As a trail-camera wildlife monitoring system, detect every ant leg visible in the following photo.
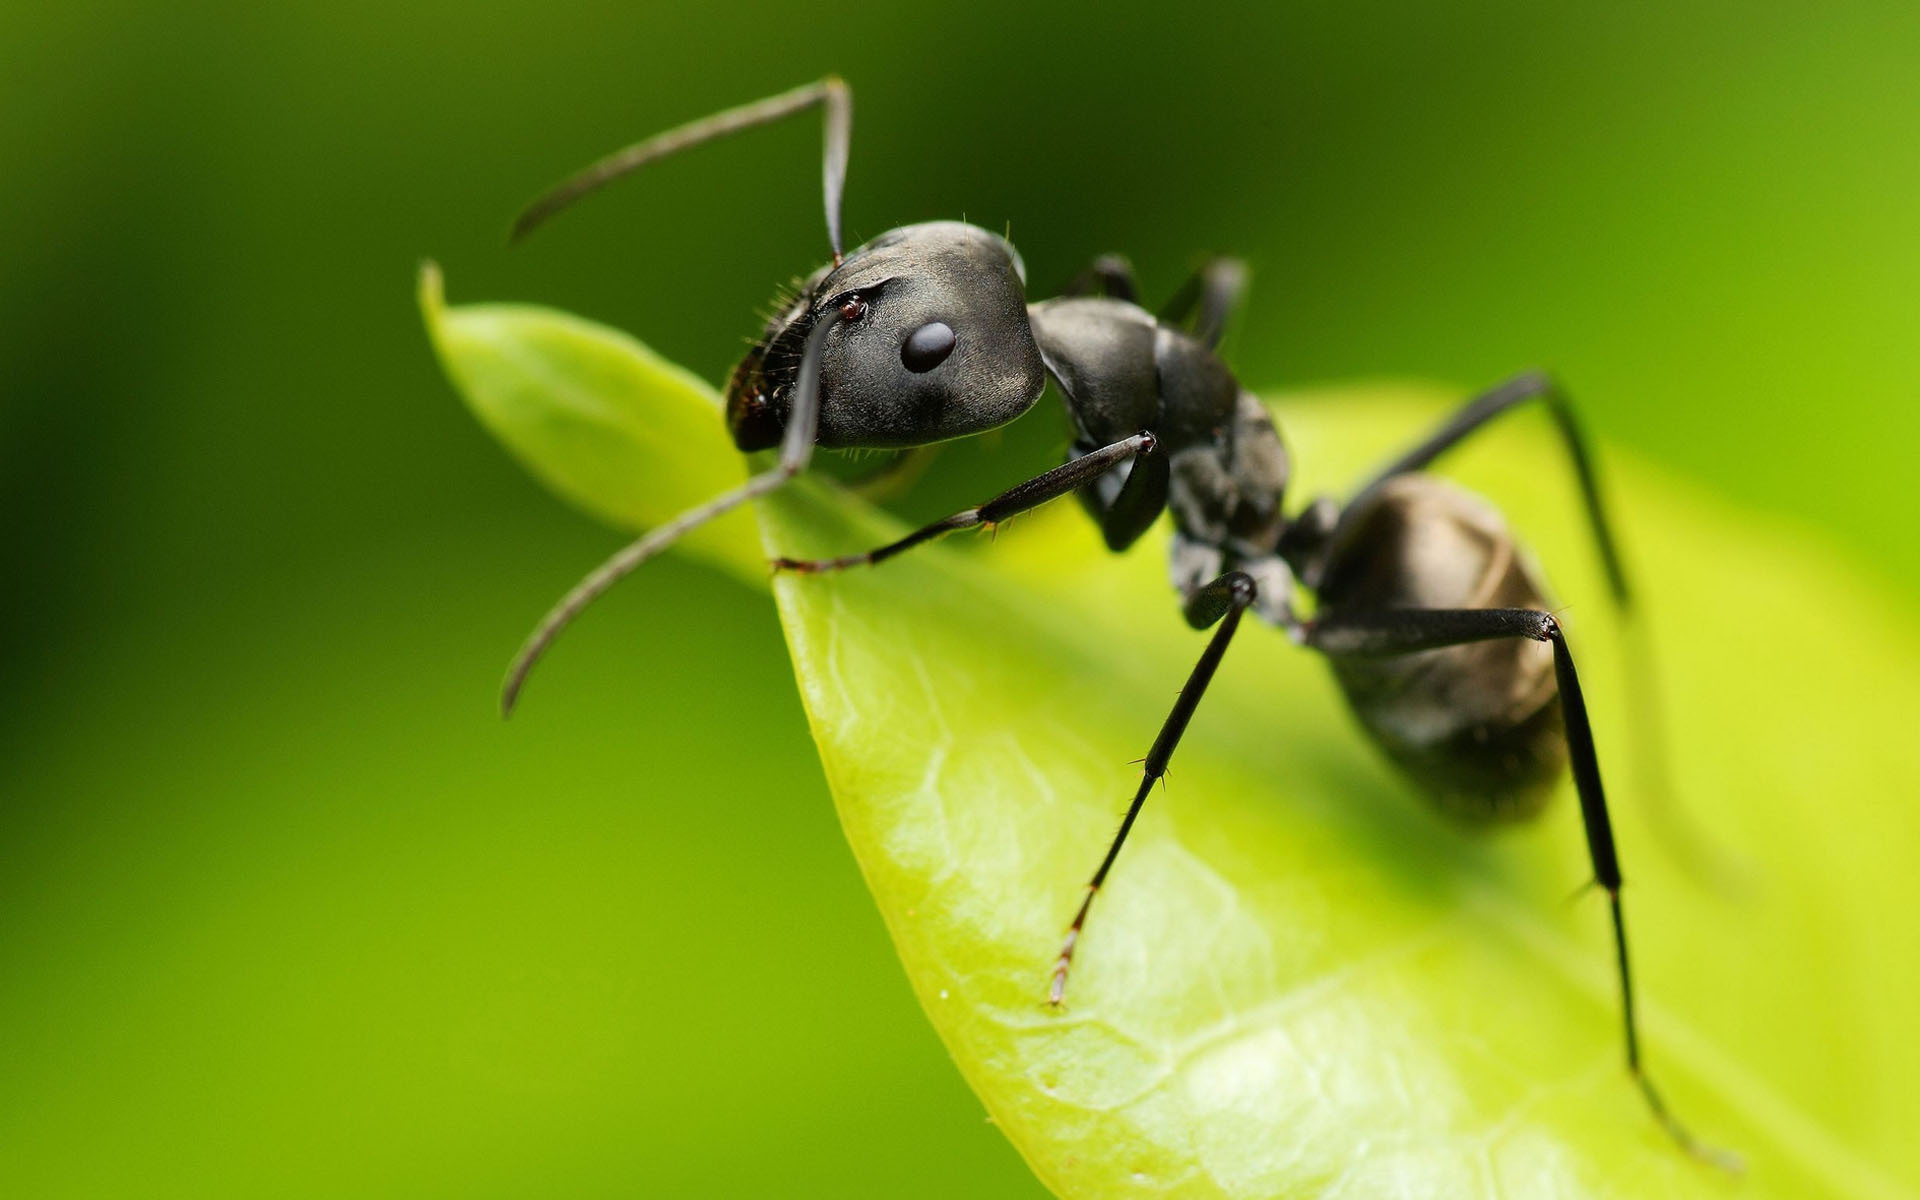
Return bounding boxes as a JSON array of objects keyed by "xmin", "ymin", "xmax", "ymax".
[
  {"xmin": 1158, "ymin": 258, "xmax": 1249, "ymax": 349},
  {"xmin": 1058, "ymin": 256, "xmax": 1245, "ymax": 347},
  {"xmin": 1338, "ymin": 371, "xmax": 1627, "ymax": 606},
  {"xmin": 1051, "ymin": 570, "xmax": 1257, "ymax": 1004},
  {"xmin": 513, "ymin": 77, "xmax": 852, "ymax": 261},
  {"xmin": 1332, "ymin": 374, "xmax": 1745, "ymax": 888},
  {"xmin": 773, "ymin": 432, "xmax": 1157, "ymax": 573},
  {"xmin": 1062, "ymin": 254, "xmax": 1141, "ymax": 302},
  {"xmin": 500, "ymin": 308, "xmax": 846, "ymax": 715},
  {"xmin": 1305, "ymin": 606, "xmax": 1740, "ymax": 1170},
  {"xmin": 1073, "ymin": 434, "xmax": 1172, "ymax": 552}
]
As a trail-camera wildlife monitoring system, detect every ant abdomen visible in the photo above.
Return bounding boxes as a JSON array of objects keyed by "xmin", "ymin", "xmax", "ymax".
[{"xmin": 1316, "ymin": 474, "xmax": 1568, "ymax": 821}]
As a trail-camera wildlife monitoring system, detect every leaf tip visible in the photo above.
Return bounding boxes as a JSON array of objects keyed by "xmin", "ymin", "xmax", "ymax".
[{"xmin": 417, "ymin": 258, "xmax": 446, "ymax": 329}]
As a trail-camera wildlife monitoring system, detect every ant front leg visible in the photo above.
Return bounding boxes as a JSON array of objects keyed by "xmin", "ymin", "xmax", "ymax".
[
  {"xmin": 1051, "ymin": 570, "xmax": 1257, "ymax": 1005},
  {"xmin": 1060, "ymin": 254, "xmax": 1248, "ymax": 350},
  {"xmin": 1063, "ymin": 254, "xmax": 1141, "ymax": 303},
  {"xmin": 1304, "ymin": 606, "xmax": 1741, "ymax": 1170},
  {"xmin": 773, "ymin": 431, "xmax": 1156, "ymax": 573}
]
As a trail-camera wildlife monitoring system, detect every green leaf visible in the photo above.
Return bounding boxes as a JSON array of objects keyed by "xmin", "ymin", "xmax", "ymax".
[
  {"xmin": 419, "ymin": 261, "xmax": 761, "ymax": 587},
  {"xmin": 421, "ymin": 268, "xmax": 1920, "ymax": 1200}
]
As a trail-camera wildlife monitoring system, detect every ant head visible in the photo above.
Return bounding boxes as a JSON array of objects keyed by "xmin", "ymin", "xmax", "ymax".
[{"xmin": 726, "ymin": 222, "xmax": 1046, "ymax": 450}]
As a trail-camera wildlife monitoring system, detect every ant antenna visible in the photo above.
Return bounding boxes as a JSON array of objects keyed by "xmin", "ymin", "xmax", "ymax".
[
  {"xmin": 499, "ymin": 307, "xmax": 845, "ymax": 717},
  {"xmin": 511, "ymin": 76, "xmax": 852, "ymax": 262}
]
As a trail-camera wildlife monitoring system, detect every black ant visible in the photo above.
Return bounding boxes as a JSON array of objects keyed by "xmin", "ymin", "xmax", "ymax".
[{"xmin": 500, "ymin": 77, "xmax": 1736, "ymax": 1169}]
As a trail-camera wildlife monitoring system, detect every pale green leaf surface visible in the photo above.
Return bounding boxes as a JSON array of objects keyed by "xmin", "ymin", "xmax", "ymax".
[
  {"xmin": 422, "ymin": 270, "xmax": 1920, "ymax": 1200},
  {"xmin": 420, "ymin": 262, "xmax": 760, "ymax": 585}
]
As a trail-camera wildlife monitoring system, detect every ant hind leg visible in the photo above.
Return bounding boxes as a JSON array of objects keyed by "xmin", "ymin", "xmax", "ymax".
[{"xmin": 1305, "ymin": 605, "xmax": 1741, "ymax": 1170}]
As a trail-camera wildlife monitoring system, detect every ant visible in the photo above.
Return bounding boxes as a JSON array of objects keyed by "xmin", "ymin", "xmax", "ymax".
[{"xmin": 500, "ymin": 77, "xmax": 1736, "ymax": 1169}]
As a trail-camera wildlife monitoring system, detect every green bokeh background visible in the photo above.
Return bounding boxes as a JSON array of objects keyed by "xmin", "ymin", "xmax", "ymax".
[{"xmin": 4, "ymin": 4, "xmax": 1917, "ymax": 1197}]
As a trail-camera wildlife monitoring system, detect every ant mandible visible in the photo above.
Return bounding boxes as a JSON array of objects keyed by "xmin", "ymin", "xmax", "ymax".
[{"xmin": 500, "ymin": 77, "xmax": 1735, "ymax": 1169}]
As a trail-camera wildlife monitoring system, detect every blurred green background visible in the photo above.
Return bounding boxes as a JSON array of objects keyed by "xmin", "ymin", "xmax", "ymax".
[{"xmin": 4, "ymin": 3, "xmax": 1917, "ymax": 1196}]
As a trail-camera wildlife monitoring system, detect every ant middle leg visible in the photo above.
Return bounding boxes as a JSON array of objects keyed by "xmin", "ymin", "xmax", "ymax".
[
  {"xmin": 1157, "ymin": 257, "xmax": 1249, "ymax": 350},
  {"xmin": 1060, "ymin": 254, "xmax": 1248, "ymax": 350},
  {"xmin": 1050, "ymin": 570, "xmax": 1258, "ymax": 1004},
  {"xmin": 1303, "ymin": 605, "xmax": 1739, "ymax": 1170},
  {"xmin": 772, "ymin": 431, "xmax": 1157, "ymax": 573}
]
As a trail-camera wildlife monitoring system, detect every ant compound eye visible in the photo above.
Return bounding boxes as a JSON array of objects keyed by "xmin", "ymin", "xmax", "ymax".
[
  {"xmin": 838, "ymin": 294, "xmax": 868, "ymax": 323},
  {"xmin": 900, "ymin": 321, "xmax": 957, "ymax": 373}
]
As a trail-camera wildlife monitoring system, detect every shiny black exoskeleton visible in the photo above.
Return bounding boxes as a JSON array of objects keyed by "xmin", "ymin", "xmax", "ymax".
[{"xmin": 498, "ymin": 78, "xmax": 1736, "ymax": 1169}]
